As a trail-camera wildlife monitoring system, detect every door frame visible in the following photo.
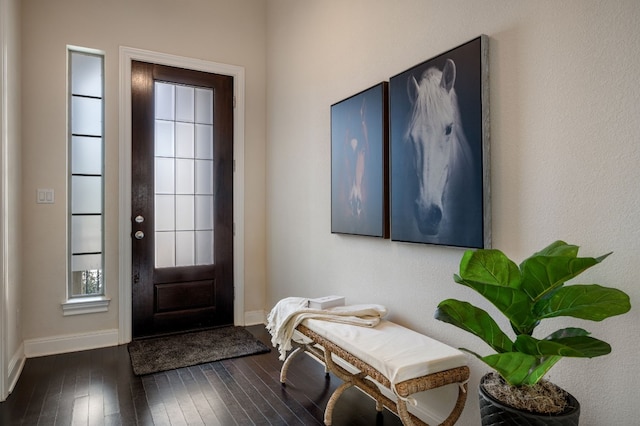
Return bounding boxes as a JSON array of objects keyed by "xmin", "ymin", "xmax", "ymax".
[
  {"xmin": 118, "ymin": 46, "xmax": 245, "ymax": 344},
  {"xmin": 0, "ymin": 0, "xmax": 7, "ymax": 400}
]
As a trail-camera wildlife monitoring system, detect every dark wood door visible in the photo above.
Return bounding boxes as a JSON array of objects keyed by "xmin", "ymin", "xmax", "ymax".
[{"xmin": 131, "ymin": 61, "xmax": 234, "ymax": 338}]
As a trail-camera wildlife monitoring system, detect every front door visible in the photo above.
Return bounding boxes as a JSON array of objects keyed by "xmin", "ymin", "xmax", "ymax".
[{"xmin": 131, "ymin": 61, "xmax": 234, "ymax": 338}]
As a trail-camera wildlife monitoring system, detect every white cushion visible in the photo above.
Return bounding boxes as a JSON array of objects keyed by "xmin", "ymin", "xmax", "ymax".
[{"xmin": 302, "ymin": 318, "xmax": 467, "ymax": 386}]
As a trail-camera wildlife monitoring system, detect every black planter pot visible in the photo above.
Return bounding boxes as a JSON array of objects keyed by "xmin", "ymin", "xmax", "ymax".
[{"xmin": 479, "ymin": 374, "xmax": 580, "ymax": 426}]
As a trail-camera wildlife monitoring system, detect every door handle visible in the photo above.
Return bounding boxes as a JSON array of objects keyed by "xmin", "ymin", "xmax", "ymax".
[{"xmin": 134, "ymin": 230, "xmax": 145, "ymax": 240}]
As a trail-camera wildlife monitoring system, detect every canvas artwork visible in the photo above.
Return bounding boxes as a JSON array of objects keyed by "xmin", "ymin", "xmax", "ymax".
[
  {"xmin": 389, "ymin": 36, "xmax": 490, "ymax": 248},
  {"xmin": 331, "ymin": 82, "xmax": 389, "ymax": 238}
]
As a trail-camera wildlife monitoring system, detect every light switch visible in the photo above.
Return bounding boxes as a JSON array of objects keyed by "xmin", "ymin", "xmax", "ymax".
[{"xmin": 37, "ymin": 188, "xmax": 55, "ymax": 204}]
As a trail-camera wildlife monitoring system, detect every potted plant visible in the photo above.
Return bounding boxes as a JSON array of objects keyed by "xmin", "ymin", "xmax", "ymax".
[{"xmin": 434, "ymin": 241, "xmax": 631, "ymax": 425}]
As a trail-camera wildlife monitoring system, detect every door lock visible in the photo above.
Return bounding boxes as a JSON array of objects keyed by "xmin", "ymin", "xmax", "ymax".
[{"xmin": 134, "ymin": 230, "xmax": 145, "ymax": 240}]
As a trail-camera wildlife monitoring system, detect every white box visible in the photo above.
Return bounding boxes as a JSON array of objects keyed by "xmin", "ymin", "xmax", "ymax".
[{"xmin": 308, "ymin": 295, "xmax": 345, "ymax": 310}]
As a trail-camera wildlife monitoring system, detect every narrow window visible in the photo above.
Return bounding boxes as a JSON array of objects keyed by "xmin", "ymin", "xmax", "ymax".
[{"xmin": 68, "ymin": 48, "xmax": 104, "ymax": 299}]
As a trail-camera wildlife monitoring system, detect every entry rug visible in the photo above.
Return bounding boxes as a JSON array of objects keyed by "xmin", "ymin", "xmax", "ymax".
[{"xmin": 128, "ymin": 326, "xmax": 271, "ymax": 375}]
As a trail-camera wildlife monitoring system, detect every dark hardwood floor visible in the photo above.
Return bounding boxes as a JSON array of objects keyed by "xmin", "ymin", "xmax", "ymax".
[{"xmin": 0, "ymin": 325, "xmax": 404, "ymax": 425}]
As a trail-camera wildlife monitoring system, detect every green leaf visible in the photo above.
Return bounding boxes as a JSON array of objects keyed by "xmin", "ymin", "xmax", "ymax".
[
  {"xmin": 514, "ymin": 334, "xmax": 611, "ymax": 358},
  {"xmin": 529, "ymin": 240, "xmax": 578, "ymax": 258},
  {"xmin": 453, "ymin": 275, "xmax": 537, "ymax": 334},
  {"xmin": 520, "ymin": 255, "xmax": 606, "ymax": 301},
  {"xmin": 534, "ymin": 284, "xmax": 631, "ymax": 321},
  {"xmin": 434, "ymin": 299, "xmax": 513, "ymax": 353},
  {"xmin": 458, "ymin": 249, "xmax": 521, "ymax": 289},
  {"xmin": 523, "ymin": 356, "xmax": 562, "ymax": 385},
  {"xmin": 480, "ymin": 352, "xmax": 538, "ymax": 386},
  {"xmin": 455, "ymin": 249, "xmax": 541, "ymax": 333},
  {"xmin": 544, "ymin": 327, "xmax": 590, "ymax": 339},
  {"xmin": 479, "ymin": 351, "xmax": 563, "ymax": 386}
]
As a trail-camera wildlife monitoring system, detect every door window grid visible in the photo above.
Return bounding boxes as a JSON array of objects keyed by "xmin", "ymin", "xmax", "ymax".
[
  {"xmin": 154, "ymin": 82, "xmax": 215, "ymax": 268},
  {"xmin": 68, "ymin": 49, "xmax": 104, "ymax": 297}
]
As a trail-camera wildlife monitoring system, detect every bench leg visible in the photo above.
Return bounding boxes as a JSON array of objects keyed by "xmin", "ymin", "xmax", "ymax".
[
  {"xmin": 280, "ymin": 347, "xmax": 302, "ymax": 384},
  {"xmin": 440, "ymin": 381, "xmax": 469, "ymax": 426},
  {"xmin": 396, "ymin": 398, "xmax": 417, "ymax": 426},
  {"xmin": 322, "ymin": 348, "xmax": 391, "ymax": 423},
  {"xmin": 396, "ymin": 379, "xmax": 469, "ymax": 426},
  {"xmin": 324, "ymin": 381, "xmax": 353, "ymax": 425}
]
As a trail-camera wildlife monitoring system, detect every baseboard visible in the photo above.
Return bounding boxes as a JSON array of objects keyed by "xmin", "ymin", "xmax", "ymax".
[
  {"xmin": 244, "ymin": 310, "xmax": 266, "ymax": 326},
  {"xmin": 7, "ymin": 343, "xmax": 25, "ymax": 394},
  {"xmin": 24, "ymin": 329, "xmax": 119, "ymax": 358}
]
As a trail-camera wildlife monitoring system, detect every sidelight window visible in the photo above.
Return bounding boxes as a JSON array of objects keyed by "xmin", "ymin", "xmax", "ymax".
[{"xmin": 67, "ymin": 48, "xmax": 105, "ymax": 303}]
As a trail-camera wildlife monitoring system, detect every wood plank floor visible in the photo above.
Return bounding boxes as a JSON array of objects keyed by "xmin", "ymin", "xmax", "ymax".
[{"xmin": 0, "ymin": 325, "xmax": 404, "ymax": 425}]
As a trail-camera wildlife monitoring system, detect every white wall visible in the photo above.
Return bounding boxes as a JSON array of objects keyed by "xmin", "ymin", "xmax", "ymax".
[
  {"xmin": 266, "ymin": 1, "xmax": 640, "ymax": 424},
  {"xmin": 20, "ymin": 0, "xmax": 267, "ymax": 341},
  {"xmin": 0, "ymin": 0, "xmax": 23, "ymax": 397},
  {"xmin": 11, "ymin": 0, "xmax": 640, "ymax": 422}
]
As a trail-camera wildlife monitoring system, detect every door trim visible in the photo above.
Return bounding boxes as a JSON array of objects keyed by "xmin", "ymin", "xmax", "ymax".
[
  {"xmin": 118, "ymin": 46, "xmax": 245, "ymax": 344},
  {"xmin": 0, "ymin": 0, "xmax": 8, "ymax": 400}
]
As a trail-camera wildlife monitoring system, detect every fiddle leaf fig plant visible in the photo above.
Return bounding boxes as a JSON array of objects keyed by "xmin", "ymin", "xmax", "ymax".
[{"xmin": 435, "ymin": 241, "xmax": 631, "ymax": 387}]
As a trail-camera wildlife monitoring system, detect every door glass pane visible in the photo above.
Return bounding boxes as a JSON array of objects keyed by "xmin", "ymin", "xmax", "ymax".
[
  {"xmin": 71, "ymin": 53, "xmax": 102, "ymax": 97},
  {"xmin": 72, "ymin": 253, "xmax": 102, "ymax": 272},
  {"xmin": 155, "ymin": 120, "xmax": 174, "ymax": 157},
  {"xmin": 175, "ymin": 122, "xmax": 194, "ymax": 158},
  {"xmin": 195, "ymin": 195, "xmax": 213, "ymax": 230},
  {"xmin": 175, "ymin": 159, "xmax": 194, "ymax": 194},
  {"xmin": 175, "ymin": 86, "xmax": 194, "ymax": 122},
  {"xmin": 71, "ymin": 176, "xmax": 102, "ymax": 214},
  {"xmin": 71, "ymin": 215, "xmax": 102, "ymax": 254},
  {"xmin": 196, "ymin": 230, "xmax": 214, "ymax": 265},
  {"xmin": 176, "ymin": 195, "xmax": 194, "ymax": 230},
  {"xmin": 195, "ymin": 124, "xmax": 213, "ymax": 159},
  {"xmin": 155, "ymin": 82, "xmax": 174, "ymax": 120},
  {"xmin": 155, "ymin": 195, "xmax": 175, "ymax": 231},
  {"xmin": 71, "ymin": 136, "xmax": 102, "ymax": 175},
  {"xmin": 155, "ymin": 158, "xmax": 175, "ymax": 194},
  {"xmin": 155, "ymin": 232, "xmax": 175, "ymax": 268},
  {"xmin": 72, "ymin": 97, "xmax": 102, "ymax": 136},
  {"xmin": 176, "ymin": 231, "xmax": 195, "ymax": 266},
  {"xmin": 195, "ymin": 88, "xmax": 213, "ymax": 124},
  {"xmin": 195, "ymin": 160, "xmax": 213, "ymax": 194},
  {"xmin": 155, "ymin": 82, "xmax": 214, "ymax": 268}
]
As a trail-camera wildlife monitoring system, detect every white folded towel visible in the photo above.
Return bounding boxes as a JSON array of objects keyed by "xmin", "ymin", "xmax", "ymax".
[{"xmin": 266, "ymin": 296, "xmax": 388, "ymax": 360}]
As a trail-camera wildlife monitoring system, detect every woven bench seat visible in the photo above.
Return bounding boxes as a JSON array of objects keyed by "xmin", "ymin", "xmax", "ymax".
[{"xmin": 280, "ymin": 318, "xmax": 470, "ymax": 426}]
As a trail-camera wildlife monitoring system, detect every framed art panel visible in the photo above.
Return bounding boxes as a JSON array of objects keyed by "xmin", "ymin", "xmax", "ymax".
[
  {"xmin": 331, "ymin": 82, "xmax": 389, "ymax": 238},
  {"xmin": 390, "ymin": 35, "xmax": 490, "ymax": 248}
]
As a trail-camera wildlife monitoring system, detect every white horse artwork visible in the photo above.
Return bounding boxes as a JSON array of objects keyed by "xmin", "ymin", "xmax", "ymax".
[{"xmin": 393, "ymin": 58, "xmax": 482, "ymax": 246}]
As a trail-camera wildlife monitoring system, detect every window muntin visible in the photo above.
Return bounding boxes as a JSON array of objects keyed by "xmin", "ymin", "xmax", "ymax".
[
  {"xmin": 68, "ymin": 49, "xmax": 104, "ymax": 297},
  {"xmin": 154, "ymin": 82, "xmax": 215, "ymax": 268}
]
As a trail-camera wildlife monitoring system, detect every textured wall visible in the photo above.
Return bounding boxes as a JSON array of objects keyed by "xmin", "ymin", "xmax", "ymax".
[
  {"xmin": 1, "ymin": 0, "xmax": 23, "ymax": 393},
  {"xmin": 20, "ymin": 0, "xmax": 267, "ymax": 339},
  {"xmin": 266, "ymin": 1, "xmax": 640, "ymax": 424}
]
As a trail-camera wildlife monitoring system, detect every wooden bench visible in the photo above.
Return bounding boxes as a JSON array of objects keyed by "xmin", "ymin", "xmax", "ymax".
[{"xmin": 279, "ymin": 318, "xmax": 470, "ymax": 426}]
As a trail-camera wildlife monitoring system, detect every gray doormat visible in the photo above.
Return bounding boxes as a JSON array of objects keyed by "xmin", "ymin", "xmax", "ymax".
[{"xmin": 128, "ymin": 326, "xmax": 271, "ymax": 375}]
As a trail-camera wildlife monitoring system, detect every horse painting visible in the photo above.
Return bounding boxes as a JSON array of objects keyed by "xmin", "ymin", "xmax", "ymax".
[
  {"xmin": 345, "ymin": 99, "xmax": 369, "ymax": 220},
  {"xmin": 406, "ymin": 59, "xmax": 473, "ymax": 237},
  {"xmin": 331, "ymin": 83, "xmax": 388, "ymax": 237},
  {"xmin": 390, "ymin": 37, "xmax": 487, "ymax": 247}
]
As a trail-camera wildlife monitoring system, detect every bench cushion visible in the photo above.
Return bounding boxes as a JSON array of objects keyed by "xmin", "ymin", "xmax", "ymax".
[{"xmin": 302, "ymin": 318, "xmax": 467, "ymax": 385}]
